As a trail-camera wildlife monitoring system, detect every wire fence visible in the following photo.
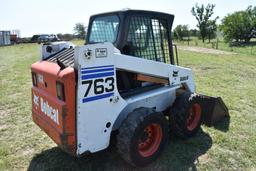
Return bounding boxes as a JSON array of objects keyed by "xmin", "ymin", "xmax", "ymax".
[{"xmin": 174, "ymin": 38, "xmax": 256, "ymax": 56}]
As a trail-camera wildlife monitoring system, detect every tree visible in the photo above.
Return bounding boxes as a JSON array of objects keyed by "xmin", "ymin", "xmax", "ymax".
[
  {"xmin": 191, "ymin": 3, "xmax": 218, "ymax": 43},
  {"xmin": 173, "ymin": 25, "xmax": 189, "ymax": 41},
  {"xmin": 73, "ymin": 23, "xmax": 86, "ymax": 39},
  {"xmin": 57, "ymin": 33, "xmax": 75, "ymax": 41},
  {"xmin": 189, "ymin": 29, "xmax": 199, "ymax": 37},
  {"xmin": 220, "ymin": 6, "xmax": 256, "ymax": 43},
  {"xmin": 206, "ymin": 20, "xmax": 218, "ymax": 42}
]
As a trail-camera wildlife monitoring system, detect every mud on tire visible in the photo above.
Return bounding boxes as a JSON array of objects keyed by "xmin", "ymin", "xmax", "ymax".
[{"xmin": 116, "ymin": 107, "xmax": 168, "ymax": 167}]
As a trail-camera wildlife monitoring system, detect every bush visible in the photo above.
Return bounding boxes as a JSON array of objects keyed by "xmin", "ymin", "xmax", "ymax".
[{"xmin": 220, "ymin": 6, "xmax": 256, "ymax": 43}]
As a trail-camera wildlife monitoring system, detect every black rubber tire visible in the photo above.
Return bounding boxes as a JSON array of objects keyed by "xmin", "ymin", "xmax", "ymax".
[
  {"xmin": 117, "ymin": 107, "xmax": 168, "ymax": 167},
  {"xmin": 169, "ymin": 92, "xmax": 203, "ymax": 139}
]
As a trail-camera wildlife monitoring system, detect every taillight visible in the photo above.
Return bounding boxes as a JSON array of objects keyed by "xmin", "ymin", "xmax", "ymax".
[
  {"xmin": 56, "ymin": 81, "xmax": 65, "ymax": 101},
  {"xmin": 32, "ymin": 72, "xmax": 37, "ymax": 87}
]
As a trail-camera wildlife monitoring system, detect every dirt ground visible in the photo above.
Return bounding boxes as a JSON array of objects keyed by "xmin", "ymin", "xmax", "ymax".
[{"xmin": 177, "ymin": 45, "xmax": 237, "ymax": 55}]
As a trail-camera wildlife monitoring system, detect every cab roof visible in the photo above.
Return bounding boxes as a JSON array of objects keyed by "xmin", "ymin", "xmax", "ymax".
[{"xmin": 90, "ymin": 9, "xmax": 174, "ymax": 20}]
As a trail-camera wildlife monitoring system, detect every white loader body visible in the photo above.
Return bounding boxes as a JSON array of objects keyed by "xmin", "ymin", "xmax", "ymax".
[{"xmin": 74, "ymin": 43, "xmax": 195, "ymax": 154}]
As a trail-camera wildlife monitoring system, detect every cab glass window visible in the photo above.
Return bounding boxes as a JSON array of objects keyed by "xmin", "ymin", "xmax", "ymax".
[{"xmin": 89, "ymin": 15, "xmax": 119, "ymax": 43}]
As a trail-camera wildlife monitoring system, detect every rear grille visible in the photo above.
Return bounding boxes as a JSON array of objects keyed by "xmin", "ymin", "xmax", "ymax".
[{"xmin": 46, "ymin": 48, "xmax": 75, "ymax": 67}]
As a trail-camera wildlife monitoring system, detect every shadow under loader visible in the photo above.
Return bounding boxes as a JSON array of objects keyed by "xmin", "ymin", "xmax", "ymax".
[
  {"xmin": 28, "ymin": 129, "xmax": 213, "ymax": 171},
  {"xmin": 28, "ymin": 95, "xmax": 229, "ymax": 170}
]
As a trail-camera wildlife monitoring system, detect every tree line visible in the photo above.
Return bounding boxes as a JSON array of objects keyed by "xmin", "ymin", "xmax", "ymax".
[
  {"xmin": 173, "ymin": 4, "xmax": 256, "ymax": 44},
  {"xmin": 64, "ymin": 5, "xmax": 256, "ymax": 45},
  {"xmin": 56, "ymin": 23, "xmax": 87, "ymax": 41}
]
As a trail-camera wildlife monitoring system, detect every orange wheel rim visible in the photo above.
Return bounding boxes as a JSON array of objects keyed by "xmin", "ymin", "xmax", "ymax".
[
  {"xmin": 137, "ymin": 123, "xmax": 162, "ymax": 157},
  {"xmin": 186, "ymin": 103, "xmax": 201, "ymax": 131}
]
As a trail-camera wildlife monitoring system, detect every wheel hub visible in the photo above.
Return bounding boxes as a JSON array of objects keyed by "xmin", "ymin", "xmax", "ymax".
[
  {"xmin": 138, "ymin": 123, "xmax": 162, "ymax": 157},
  {"xmin": 186, "ymin": 103, "xmax": 201, "ymax": 131}
]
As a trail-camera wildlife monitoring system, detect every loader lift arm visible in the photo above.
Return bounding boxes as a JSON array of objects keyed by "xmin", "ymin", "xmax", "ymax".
[{"xmin": 112, "ymin": 50, "xmax": 195, "ymax": 93}]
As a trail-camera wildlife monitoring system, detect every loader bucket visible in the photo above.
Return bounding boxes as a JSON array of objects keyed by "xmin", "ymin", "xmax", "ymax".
[{"xmin": 200, "ymin": 95, "xmax": 229, "ymax": 127}]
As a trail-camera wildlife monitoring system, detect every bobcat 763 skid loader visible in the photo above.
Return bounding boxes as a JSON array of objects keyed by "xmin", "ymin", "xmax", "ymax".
[{"xmin": 31, "ymin": 10, "xmax": 229, "ymax": 166}]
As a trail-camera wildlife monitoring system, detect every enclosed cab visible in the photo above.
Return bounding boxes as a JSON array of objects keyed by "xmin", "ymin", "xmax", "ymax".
[{"xmin": 87, "ymin": 10, "xmax": 175, "ymax": 63}]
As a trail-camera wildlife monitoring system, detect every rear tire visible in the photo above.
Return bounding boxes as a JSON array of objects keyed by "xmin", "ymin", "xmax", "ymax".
[
  {"xmin": 169, "ymin": 92, "xmax": 202, "ymax": 139},
  {"xmin": 117, "ymin": 108, "xmax": 168, "ymax": 167}
]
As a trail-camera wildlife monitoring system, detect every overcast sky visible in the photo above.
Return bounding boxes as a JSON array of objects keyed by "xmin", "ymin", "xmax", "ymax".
[{"xmin": 0, "ymin": 0, "xmax": 254, "ymax": 37}]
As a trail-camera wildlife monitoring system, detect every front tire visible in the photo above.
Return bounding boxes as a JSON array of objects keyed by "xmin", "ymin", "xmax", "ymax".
[
  {"xmin": 169, "ymin": 92, "xmax": 202, "ymax": 139},
  {"xmin": 117, "ymin": 108, "xmax": 168, "ymax": 167}
]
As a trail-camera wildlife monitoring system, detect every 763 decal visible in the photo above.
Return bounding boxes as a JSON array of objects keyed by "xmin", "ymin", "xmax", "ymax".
[
  {"xmin": 82, "ymin": 77, "xmax": 114, "ymax": 97},
  {"xmin": 80, "ymin": 65, "xmax": 116, "ymax": 103}
]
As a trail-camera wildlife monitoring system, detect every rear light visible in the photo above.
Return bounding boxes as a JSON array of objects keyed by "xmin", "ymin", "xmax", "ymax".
[
  {"xmin": 56, "ymin": 81, "xmax": 65, "ymax": 101},
  {"xmin": 32, "ymin": 72, "xmax": 37, "ymax": 87}
]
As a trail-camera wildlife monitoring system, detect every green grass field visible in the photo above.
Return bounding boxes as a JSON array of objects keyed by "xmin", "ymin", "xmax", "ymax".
[{"xmin": 0, "ymin": 41, "xmax": 256, "ymax": 170}]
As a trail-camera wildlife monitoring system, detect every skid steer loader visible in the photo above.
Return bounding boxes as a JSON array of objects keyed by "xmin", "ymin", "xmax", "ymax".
[{"xmin": 31, "ymin": 10, "xmax": 229, "ymax": 166}]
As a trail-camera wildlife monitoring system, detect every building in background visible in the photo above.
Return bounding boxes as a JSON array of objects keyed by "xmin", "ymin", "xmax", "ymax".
[
  {"xmin": 0, "ymin": 31, "xmax": 11, "ymax": 45},
  {"xmin": 0, "ymin": 30, "xmax": 21, "ymax": 45}
]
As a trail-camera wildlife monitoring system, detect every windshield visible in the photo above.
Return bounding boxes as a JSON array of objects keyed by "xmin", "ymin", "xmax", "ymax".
[
  {"xmin": 39, "ymin": 35, "xmax": 50, "ymax": 39},
  {"xmin": 89, "ymin": 15, "xmax": 119, "ymax": 43}
]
